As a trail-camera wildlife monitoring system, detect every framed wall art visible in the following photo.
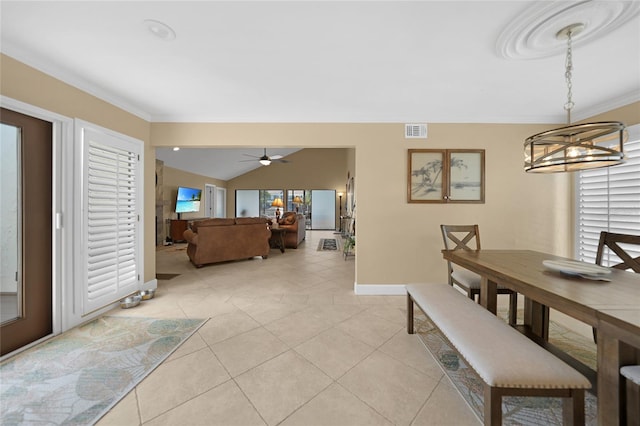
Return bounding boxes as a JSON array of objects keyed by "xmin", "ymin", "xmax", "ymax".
[
  {"xmin": 408, "ymin": 149, "xmax": 485, "ymax": 204},
  {"xmin": 408, "ymin": 149, "xmax": 445, "ymax": 202}
]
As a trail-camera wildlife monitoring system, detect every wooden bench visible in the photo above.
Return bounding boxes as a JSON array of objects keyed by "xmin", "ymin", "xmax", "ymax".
[{"xmin": 406, "ymin": 283, "xmax": 591, "ymax": 426}]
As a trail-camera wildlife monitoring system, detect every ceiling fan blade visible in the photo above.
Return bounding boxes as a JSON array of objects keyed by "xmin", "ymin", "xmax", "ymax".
[
  {"xmin": 242, "ymin": 153, "xmax": 259, "ymax": 158},
  {"xmin": 273, "ymin": 159, "xmax": 290, "ymax": 163},
  {"xmin": 270, "ymin": 154, "xmax": 283, "ymax": 159}
]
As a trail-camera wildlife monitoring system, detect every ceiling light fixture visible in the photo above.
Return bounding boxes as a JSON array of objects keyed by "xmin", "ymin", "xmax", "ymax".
[
  {"xmin": 524, "ymin": 23, "xmax": 626, "ymax": 173},
  {"xmin": 144, "ymin": 19, "xmax": 176, "ymax": 41},
  {"xmin": 259, "ymin": 156, "xmax": 271, "ymax": 166}
]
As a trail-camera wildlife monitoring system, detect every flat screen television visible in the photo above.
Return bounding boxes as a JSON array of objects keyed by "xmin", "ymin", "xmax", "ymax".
[{"xmin": 175, "ymin": 186, "xmax": 202, "ymax": 214}]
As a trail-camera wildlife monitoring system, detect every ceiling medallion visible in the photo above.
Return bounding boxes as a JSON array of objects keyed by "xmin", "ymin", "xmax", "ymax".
[{"xmin": 496, "ymin": 1, "xmax": 640, "ymax": 59}]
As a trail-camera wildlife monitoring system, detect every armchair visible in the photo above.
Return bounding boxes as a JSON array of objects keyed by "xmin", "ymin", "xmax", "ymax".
[{"xmin": 274, "ymin": 212, "xmax": 306, "ymax": 248}]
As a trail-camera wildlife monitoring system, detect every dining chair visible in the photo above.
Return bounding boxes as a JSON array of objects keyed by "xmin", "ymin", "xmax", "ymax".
[
  {"xmin": 440, "ymin": 224, "xmax": 518, "ymax": 325},
  {"xmin": 592, "ymin": 231, "xmax": 640, "ymax": 342},
  {"xmin": 595, "ymin": 231, "xmax": 640, "ymax": 273}
]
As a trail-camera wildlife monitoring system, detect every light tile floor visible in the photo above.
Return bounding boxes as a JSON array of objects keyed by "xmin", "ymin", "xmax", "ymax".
[{"xmin": 98, "ymin": 230, "xmax": 480, "ymax": 426}]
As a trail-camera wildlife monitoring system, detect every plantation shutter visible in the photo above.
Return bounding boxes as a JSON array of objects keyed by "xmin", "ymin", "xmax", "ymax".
[
  {"xmin": 80, "ymin": 124, "xmax": 142, "ymax": 314},
  {"xmin": 577, "ymin": 124, "xmax": 640, "ymax": 266}
]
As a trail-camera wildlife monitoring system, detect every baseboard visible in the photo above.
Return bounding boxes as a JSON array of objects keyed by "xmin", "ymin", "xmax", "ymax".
[
  {"xmin": 145, "ymin": 278, "xmax": 158, "ymax": 290},
  {"xmin": 354, "ymin": 283, "xmax": 407, "ymax": 295}
]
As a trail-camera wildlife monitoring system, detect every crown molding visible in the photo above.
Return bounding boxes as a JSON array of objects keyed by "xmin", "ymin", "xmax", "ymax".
[{"xmin": 2, "ymin": 43, "xmax": 151, "ymax": 122}]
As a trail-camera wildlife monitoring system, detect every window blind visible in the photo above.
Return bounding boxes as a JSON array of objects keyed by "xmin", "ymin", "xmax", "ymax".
[
  {"xmin": 82, "ymin": 131, "xmax": 141, "ymax": 314},
  {"xmin": 577, "ymin": 125, "xmax": 640, "ymax": 266}
]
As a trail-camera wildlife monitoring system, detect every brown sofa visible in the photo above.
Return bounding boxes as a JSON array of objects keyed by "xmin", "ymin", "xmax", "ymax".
[
  {"xmin": 273, "ymin": 212, "xmax": 306, "ymax": 249},
  {"xmin": 183, "ymin": 217, "xmax": 271, "ymax": 267}
]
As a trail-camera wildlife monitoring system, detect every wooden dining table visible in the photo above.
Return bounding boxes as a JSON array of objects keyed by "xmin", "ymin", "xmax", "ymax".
[{"xmin": 441, "ymin": 249, "xmax": 640, "ymax": 426}]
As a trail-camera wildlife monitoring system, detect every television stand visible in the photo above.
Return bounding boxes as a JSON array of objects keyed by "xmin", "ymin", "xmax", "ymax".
[{"xmin": 170, "ymin": 219, "xmax": 189, "ymax": 243}]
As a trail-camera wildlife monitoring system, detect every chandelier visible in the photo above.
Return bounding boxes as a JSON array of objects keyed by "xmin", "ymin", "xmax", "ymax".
[{"xmin": 524, "ymin": 23, "xmax": 626, "ymax": 173}]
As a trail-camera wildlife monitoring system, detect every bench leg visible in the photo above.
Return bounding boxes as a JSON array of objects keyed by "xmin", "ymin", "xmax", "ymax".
[
  {"xmin": 483, "ymin": 386, "xmax": 501, "ymax": 426},
  {"xmin": 562, "ymin": 389, "xmax": 584, "ymax": 426},
  {"xmin": 407, "ymin": 294, "xmax": 415, "ymax": 334}
]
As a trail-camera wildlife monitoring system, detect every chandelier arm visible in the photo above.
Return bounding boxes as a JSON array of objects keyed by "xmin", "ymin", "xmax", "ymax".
[
  {"xmin": 523, "ymin": 23, "xmax": 625, "ymax": 173},
  {"xmin": 531, "ymin": 149, "xmax": 623, "ymax": 166},
  {"xmin": 527, "ymin": 122, "xmax": 626, "ymax": 139},
  {"xmin": 527, "ymin": 142, "xmax": 576, "ymax": 163}
]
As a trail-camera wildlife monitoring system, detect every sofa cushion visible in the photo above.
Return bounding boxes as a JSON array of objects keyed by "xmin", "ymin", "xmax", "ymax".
[
  {"xmin": 281, "ymin": 214, "xmax": 296, "ymax": 225},
  {"xmin": 192, "ymin": 218, "xmax": 236, "ymax": 232},
  {"xmin": 235, "ymin": 217, "xmax": 269, "ymax": 225}
]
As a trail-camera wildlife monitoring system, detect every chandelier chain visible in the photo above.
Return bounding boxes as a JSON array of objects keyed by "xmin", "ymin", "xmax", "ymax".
[{"xmin": 564, "ymin": 29, "xmax": 575, "ymax": 123}]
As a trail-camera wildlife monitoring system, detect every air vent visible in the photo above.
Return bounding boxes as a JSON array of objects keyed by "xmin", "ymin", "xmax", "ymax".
[{"xmin": 405, "ymin": 124, "xmax": 428, "ymax": 139}]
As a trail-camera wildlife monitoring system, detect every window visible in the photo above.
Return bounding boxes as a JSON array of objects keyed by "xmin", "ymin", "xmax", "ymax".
[
  {"xmin": 576, "ymin": 124, "xmax": 640, "ymax": 265},
  {"xmin": 287, "ymin": 189, "xmax": 311, "ymax": 215},
  {"xmin": 235, "ymin": 190, "xmax": 283, "ymax": 217}
]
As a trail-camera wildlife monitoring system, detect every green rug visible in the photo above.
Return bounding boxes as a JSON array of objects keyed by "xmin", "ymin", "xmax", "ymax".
[
  {"xmin": 415, "ymin": 311, "xmax": 598, "ymax": 425},
  {"xmin": 0, "ymin": 316, "xmax": 206, "ymax": 425}
]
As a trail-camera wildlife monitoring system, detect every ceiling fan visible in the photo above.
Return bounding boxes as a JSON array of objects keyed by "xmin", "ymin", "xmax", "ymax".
[{"xmin": 241, "ymin": 148, "xmax": 291, "ymax": 166}]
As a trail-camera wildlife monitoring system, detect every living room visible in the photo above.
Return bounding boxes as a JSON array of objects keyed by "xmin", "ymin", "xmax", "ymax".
[
  {"xmin": 1, "ymin": 1, "xmax": 639, "ymax": 424},
  {"xmin": 157, "ymin": 147, "xmax": 354, "ymax": 246},
  {"xmin": 2, "ymin": 48, "xmax": 639, "ymax": 345}
]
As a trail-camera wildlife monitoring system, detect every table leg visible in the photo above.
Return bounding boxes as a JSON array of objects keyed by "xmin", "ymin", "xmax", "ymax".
[
  {"xmin": 524, "ymin": 297, "xmax": 549, "ymax": 341},
  {"xmin": 480, "ymin": 277, "xmax": 497, "ymax": 315},
  {"xmin": 597, "ymin": 328, "xmax": 639, "ymax": 426},
  {"xmin": 598, "ymin": 333, "xmax": 622, "ymax": 425}
]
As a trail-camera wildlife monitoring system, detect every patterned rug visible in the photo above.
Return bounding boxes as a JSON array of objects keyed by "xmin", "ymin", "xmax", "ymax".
[
  {"xmin": 415, "ymin": 310, "xmax": 598, "ymax": 425},
  {"xmin": 0, "ymin": 316, "xmax": 206, "ymax": 425},
  {"xmin": 317, "ymin": 238, "xmax": 338, "ymax": 251}
]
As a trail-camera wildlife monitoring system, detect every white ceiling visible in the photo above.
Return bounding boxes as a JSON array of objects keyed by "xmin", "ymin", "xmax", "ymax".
[
  {"xmin": 156, "ymin": 147, "xmax": 301, "ymax": 180},
  {"xmin": 2, "ymin": 1, "xmax": 639, "ymax": 179}
]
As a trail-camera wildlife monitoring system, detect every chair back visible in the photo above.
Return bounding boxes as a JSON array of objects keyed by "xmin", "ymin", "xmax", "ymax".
[
  {"xmin": 440, "ymin": 224, "xmax": 481, "ymax": 251},
  {"xmin": 595, "ymin": 231, "xmax": 640, "ymax": 273},
  {"xmin": 440, "ymin": 225, "xmax": 480, "ymax": 285}
]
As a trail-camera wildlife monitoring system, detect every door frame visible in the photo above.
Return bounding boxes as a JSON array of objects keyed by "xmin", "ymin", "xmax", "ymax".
[
  {"xmin": 205, "ymin": 184, "xmax": 215, "ymax": 218},
  {"xmin": 215, "ymin": 186, "xmax": 227, "ymax": 218},
  {"xmin": 0, "ymin": 96, "xmax": 72, "ymax": 359}
]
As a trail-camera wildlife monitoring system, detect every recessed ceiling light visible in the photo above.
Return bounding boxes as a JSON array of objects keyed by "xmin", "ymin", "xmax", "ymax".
[
  {"xmin": 144, "ymin": 19, "xmax": 176, "ymax": 41},
  {"xmin": 172, "ymin": 147, "xmax": 180, "ymax": 151}
]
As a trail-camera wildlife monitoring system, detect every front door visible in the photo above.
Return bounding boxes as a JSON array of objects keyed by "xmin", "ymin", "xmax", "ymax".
[{"xmin": 0, "ymin": 108, "xmax": 53, "ymax": 356}]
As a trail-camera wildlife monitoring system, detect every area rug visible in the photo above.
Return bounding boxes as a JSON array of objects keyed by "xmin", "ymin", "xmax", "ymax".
[
  {"xmin": 0, "ymin": 316, "xmax": 206, "ymax": 426},
  {"xmin": 317, "ymin": 238, "xmax": 338, "ymax": 251},
  {"xmin": 415, "ymin": 311, "xmax": 598, "ymax": 425}
]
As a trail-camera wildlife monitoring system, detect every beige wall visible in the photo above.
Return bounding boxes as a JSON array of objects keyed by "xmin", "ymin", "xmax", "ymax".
[
  {"xmin": 1, "ymin": 54, "xmax": 156, "ymax": 283},
  {"xmin": 3, "ymin": 52, "xmax": 638, "ymax": 292},
  {"xmin": 151, "ymin": 121, "xmax": 582, "ymax": 287},
  {"xmin": 162, "ymin": 149, "xmax": 349, "ymax": 232},
  {"xmin": 162, "ymin": 165, "xmax": 226, "ymax": 222},
  {"xmin": 227, "ymin": 148, "xmax": 348, "ymax": 224}
]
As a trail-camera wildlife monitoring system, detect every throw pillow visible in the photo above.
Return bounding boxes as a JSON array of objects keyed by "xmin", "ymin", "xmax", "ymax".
[{"xmin": 283, "ymin": 214, "xmax": 296, "ymax": 225}]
